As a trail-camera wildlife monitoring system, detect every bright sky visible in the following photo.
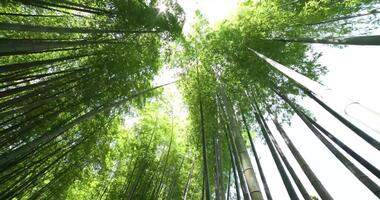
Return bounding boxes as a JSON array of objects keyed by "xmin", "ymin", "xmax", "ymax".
[
  {"xmin": 176, "ymin": 0, "xmax": 380, "ymax": 200},
  {"xmin": 178, "ymin": 0, "xmax": 239, "ymax": 33}
]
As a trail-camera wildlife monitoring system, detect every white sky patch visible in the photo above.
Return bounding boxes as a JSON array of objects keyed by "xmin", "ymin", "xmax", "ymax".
[
  {"xmin": 152, "ymin": 65, "xmax": 182, "ymax": 86},
  {"xmin": 157, "ymin": 2, "xmax": 168, "ymax": 13},
  {"xmin": 153, "ymin": 66, "xmax": 188, "ymax": 121},
  {"xmin": 122, "ymin": 107, "xmax": 139, "ymax": 129},
  {"xmin": 178, "ymin": 0, "xmax": 239, "ymax": 33}
]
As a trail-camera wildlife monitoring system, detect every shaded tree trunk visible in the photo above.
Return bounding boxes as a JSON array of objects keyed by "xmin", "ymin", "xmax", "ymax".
[
  {"xmin": 16, "ymin": 0, "xmax": 113, "ymax": 15},
  {"xmin": 167, "ymin": 157, "xmax": 185, "ymax": 200},
  {"xmin": 250, "ymin": 96, "xmax": 299, "ymax": 200},
  {"xmin": 0, "ymin": 138, "xmax": 82, "ymax": 199},
  {"xmin": 226, "ymin": 170, "xmax": 231, "ymax": 200},
  {"xmin": 152, "ymin": 136, "xmax": 173, "ymax": 199},
  {"xmin": 268, "ymin": 110, "xmax": 333, "ymax": 200},
  {"xmin": 196, "ymin": 66, "xmax": 211, "ymax": 200},
  {"xmin": 25, "ymin": 3, "xmax": 89, "ymax": 17},
  {"xmin": 249, "ymin": 48, "xmax": 380, "ymax": 150},
  {"xmin": 276, "ymin": 90, "xmax": 380, "ymax": 198},
  {"xmin": 241, "ymin": 110, "xmax": 273, "ymax": 200},
  {"xmin": 305, "ymin": 114, "xmax": 380, "ymax": 179},
  {"xmin": 0, "ymin": 22, "xmax": 159, "ymax": 34},
  {"xmin": 57, "ymin": 0, "xmax": 114, "ymax": 14},
  {"xmin": 0, "ymin": 82, "xmax": 175, "ymax": 170},
  {"xmin": 257, "ymin": 110, "xmax": 311, "ymax": 200},
  {"xmin": 0, "ymin": 12, "xmax": 65, "ymax": 17},
  {"xmin": 270, "ymin": 35, "xmax": 380, "ymax": 46},
  {"xmin": 0, "ymin": 53, "xmax": 91, "ymax": 73},
  {"xmin": 305, "ymin": 9, "xmax": 380, "ymax": 26},
  {"xmin": 0, "ymin": 67, "xmax": 88, "ymax": 90},
  {"xmin": 215, "ymin": 107, "xmax": 225, "ymax": 200},
  {"xmin": 0, "ymin": 71, "xmax": 77, "ymax": 99},
  {"xmin": 0, "ymin": 75, "xmax": 83, "ymax": 112},
  {"xmin": 28, "ymin": 162, "xmax": 73, "ymax": 200},
  {"xmin": 0, "ymin": 68, "xmax": 82, "ymax": 99},
  {"xmin": 305, "ymin": 91, "xmax": 380, "ymax": 151},
  {"xmin": 225, "ymin": 127, "xmax": 242, "ymax": 200},
  {"xmin": 224, "ymin": 122, "xmax": 250, "ymax": 200},
  {"xmin": 183, "ymin": 159, "xmax": 195, "ymax": 200},
  {"xmin": 218, "ymin": 83, "xmax": 263, "ymax": 200},
  {"xmin": 0, "ymin": 38, "xmax": 116, "ymax": 56}
]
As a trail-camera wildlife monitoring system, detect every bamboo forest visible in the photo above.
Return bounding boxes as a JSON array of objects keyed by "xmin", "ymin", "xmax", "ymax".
[{"xmin": 1, "ymin": 0, "xmax": 380, "ymax": 199}]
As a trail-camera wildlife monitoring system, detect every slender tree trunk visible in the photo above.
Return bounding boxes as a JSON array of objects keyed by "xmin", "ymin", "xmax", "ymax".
[
  {"xmin": 241, "ymin": 110, "xmax": 273, "ymax": 200},
  {"xmin": 218, "ymin": 83, "xmax": 263, "ymax": 200},
  {"xmin": 153, "ymin": 136, "xmax": 173, "ymax": 199},
  {"xmin": 127, "ymin": 160, "xmax": 147, "ymax": 199},
  {"xmin": 0, "ymin": 22, "xmax": 159, "ymax": 34},
  {"xmin": 196, "ymin": 66, "xmax": 211, "ymax": 200},
  {"xmin": 0, "ymin": 146, "xmax": 60, "ymax": 186},
  {"xmin": 226, "ymin": 170, "xmax": 231, "ymax": 200},
  {"xmin": 0, "ymin": 82, "xmax": 79, "ymax": 129},
  {"xmin": 270, "ymin": 35, "xmax": 380, "ymax": 45},
  {"xmin": 201, "ymin": 174, "xmax": 205, "ymax": 200},
  {"xmin": 0, "ymin": 82, "xmax": 174, "ymax": 170},
  {"xmin": 127, "ymin": 125, "xmax": 157, "ymax": 199},
  {"xmin": 214, "ymin": 109, "xmax": 226, "ymax": 200},
  {"xmin": 276, "ymin": 91, "xmax": 380, "ymax": 198},
  {"xmin": 137, "ymin": 170, "xmax": 155, "ymax": 200},
  {"xmin": 214, "ymin": 136, "xmax": 222, "ymax": 200},
  {"xmin": 250, "ymin": 97, "xmax": 299, "ymax": 200},
  {"xmin": 0, "ymin": 105, "xmax": 81, "ymax": 155},
  {"xmin": 167, "ymin": 157, "xmax": 185, "ymax": 200},
  {"xmin": 0, "ymin": 46, "xmax": 83, "ymax": 57},
  {"xmin": 126, "ymin": 134, "xmax": 165, "ymax": 198},
  {"xmin": 223, "ymin": 113, "xmax": 251, "ymax": 200},
  {"xmin": 224, "ymin": 127, "xmax": 241, "ymax": 200},
  {"xmin": 26, "ymin": 3, "xmax": 89, "ymax": 17},
  {"xmin": 305, "ymin": 9, "xmax": 380, "ymax": 26},
  {"xmin": 0, "ymin": 99, "xmax": 47, "ymax": 125},
  {"xmin": 0, "ymin": 75, "xmax": 83, "ymax": 113},
  {"xmin": 0, "ymin": 103, "xmax": 70, "ymax": 147},
  {"xmin": 0, "ymin": 141, "xmax": 78, "ymax": 199},
  {"xmin": 16, "ymin": 0, "xmax": 113, "ymax": 15},
  {"xmin": 256, "ymin": 109, "xmax": 311, "ymax": 200},
  {"xmin": 305, "ymin": 91, "xmax": 380, "ymax": 150},
  {"xmin": 253, "ymin": 100, "xmax": 311, "ymax": 199},
  {"xmin": 268, "ymin": 110, "xmax": 333, "ymax": 200},
  {"xmin": 0, "ymin": 38, "xmax": 115, "ymax": 56},
  {"xmin": 1, "ymin": 76, "xmax": 115, "ymax": 141},
  {"xmin": 0, "ymin": 67, "xmax": 87, "ymax": 90},
  {"xmin": 305, "ymin": 114, "xmax": 380, "ymax": 179},
  {"xmin": 1, "ymin": 70, "xmax": 38, "ymax": 82},
  {"xmin": 140, "ymin": 162, "xmax": 159, "ymax": 200},
  {"xmin": 0, "ymin": 53, "xmax": 91, "ymax": 73},
  {"xmin": 57, "ymin": 0, "xmax": 114, "ymax": 14},
  {"xmin": 0, "ymin": 71, "xmax": 77, "ymax": 99},
  {"xmin": 0, "ymin": 12, "xmax": 65, "ymax": 17},
  {"xmin": 183, "ymin": 159, "xmax": 195, "ymax": 200},
  {"xmin": 28, "ymin": 163, "xmax": 73, "ymax": 200},
  {"xmin": 250, "ymin": 48, "xmax": 380, "ymax": 148}
]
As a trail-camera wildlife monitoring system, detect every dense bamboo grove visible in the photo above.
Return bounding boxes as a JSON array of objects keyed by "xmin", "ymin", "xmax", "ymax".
[{"xmin": 0, "ymin": 0, "xmax": 379, "ymax": 199}]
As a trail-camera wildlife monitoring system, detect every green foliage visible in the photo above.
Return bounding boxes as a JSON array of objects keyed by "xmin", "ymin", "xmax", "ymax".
[
  {"xmin": 0, "ymin": 0, "xmax": 185, "ymax": 199},
  {"xmin": 0, "ymin": 0, "xmax": 378, "ymax": 199}
]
